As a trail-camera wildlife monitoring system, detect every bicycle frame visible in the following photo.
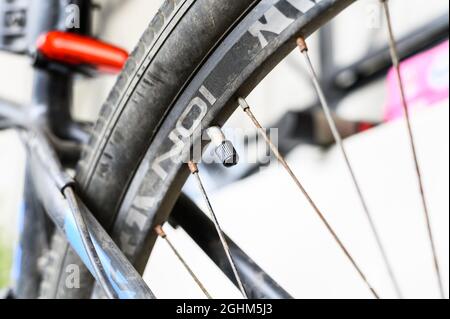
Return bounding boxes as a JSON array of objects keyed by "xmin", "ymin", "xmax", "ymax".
[{"xmin": 0, "ymin": 0, "xmax": 155, "ymax": 299}]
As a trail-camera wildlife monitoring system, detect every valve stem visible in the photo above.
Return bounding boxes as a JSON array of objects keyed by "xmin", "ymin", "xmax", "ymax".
[{"xmin": 207, "ymin": 127, "xmax": 240, "ymax": 168}]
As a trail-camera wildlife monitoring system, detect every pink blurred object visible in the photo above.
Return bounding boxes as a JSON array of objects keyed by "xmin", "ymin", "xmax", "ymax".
[{"xmin": 384, "ymin": 40, "xmax": 449, "ymax": 122}]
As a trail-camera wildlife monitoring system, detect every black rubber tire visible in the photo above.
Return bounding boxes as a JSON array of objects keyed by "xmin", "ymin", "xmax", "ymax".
[
  {"xmin": 39, "ymin": 0, "xmax": 259, "ymax": 299},
  {"xmin": 39, "ymin": 0, "xmax": 354, "ymax": 299}
]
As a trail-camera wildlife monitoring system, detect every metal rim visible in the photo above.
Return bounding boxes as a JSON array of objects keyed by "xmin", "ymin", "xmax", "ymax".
[{"xmin": 110, "ymin": 0, "xmax": 356, "ymax": 284}]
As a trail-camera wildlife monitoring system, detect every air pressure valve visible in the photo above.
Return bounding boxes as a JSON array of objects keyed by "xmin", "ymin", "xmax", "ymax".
[{"xmin": 206, "ymin": 127, "xmax": 239, "ymax": 168}]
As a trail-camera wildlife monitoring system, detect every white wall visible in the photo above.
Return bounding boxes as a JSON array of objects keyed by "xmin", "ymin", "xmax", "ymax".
[{"xmin": 0, "ymin": 0, "xmax": 448, "ymax": 299}]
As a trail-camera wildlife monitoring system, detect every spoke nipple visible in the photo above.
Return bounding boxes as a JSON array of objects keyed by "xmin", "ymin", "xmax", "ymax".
[
  {"xmin": 296, "ymin": 37, "xmax": 308, "ymax": 53},
  {"xmin": 155, "ymin": 225, "xmax": 167, "ymax": 238},
  {"xmin": 238, "ymin": 97, "xmax": 250, "ymax": 111},
  {"xmin": 207, "ymin": 127, "xmax": 239, "ymax": 168},
  {"xmin": 188, "ymin": 161, "xmax": 199, "ymax": 174}
]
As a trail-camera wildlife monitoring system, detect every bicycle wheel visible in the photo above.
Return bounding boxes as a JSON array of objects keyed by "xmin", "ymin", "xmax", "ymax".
[{"xmin": 39, "ymin": 0, "xmax": 365, "ymax": 299}]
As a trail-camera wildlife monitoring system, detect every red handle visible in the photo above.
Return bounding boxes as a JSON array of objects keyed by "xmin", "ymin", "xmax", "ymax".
[{"xmin": 37, "ymin": 31, "xmax": 129, "ymax": 74}]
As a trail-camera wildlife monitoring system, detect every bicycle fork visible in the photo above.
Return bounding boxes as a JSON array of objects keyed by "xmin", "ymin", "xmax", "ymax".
[{"xmin": 22, "ymin": 129, "xmax": 154, "ymax": 299}]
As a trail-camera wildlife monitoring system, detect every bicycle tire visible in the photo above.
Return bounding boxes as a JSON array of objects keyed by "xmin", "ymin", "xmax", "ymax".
[{"xmin": 39, "ymin": 0, "xmax": 355, "ymax": 299}]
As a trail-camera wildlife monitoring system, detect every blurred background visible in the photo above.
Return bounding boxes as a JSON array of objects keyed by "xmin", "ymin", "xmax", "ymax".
[{"xmin": 0, "ymin": 0, "xmax": 449, "ymax": 298}]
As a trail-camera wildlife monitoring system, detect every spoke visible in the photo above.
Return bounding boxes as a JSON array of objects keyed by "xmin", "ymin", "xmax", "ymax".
[
  {"xmin": 238, "ymin": 97, "xmax": 380, "ymax": 299},
  {"xmin": 155, "ymin": 225, "xmax": 212, "ymax": 299},
  {"xmin": 297, "ymin": 37, "xmax": 403, "ymax": 298},
  {"xmin": 188, "ymin": 162, "xmax": 249, "ymax": 299},
  {"xmin": 381, "ymin": 0, "xmax": 445, "ymax": 299}
]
